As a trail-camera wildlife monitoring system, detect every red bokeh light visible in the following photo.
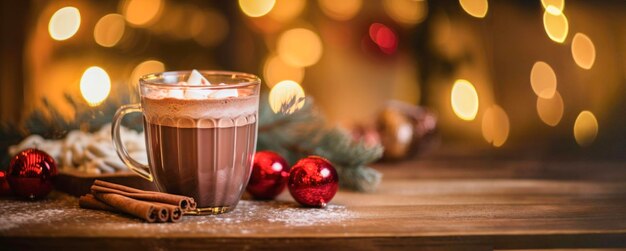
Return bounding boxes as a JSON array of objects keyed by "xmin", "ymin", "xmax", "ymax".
[{"xmin": 368, "ymin": 23, "xmax": 398, "ymax": 54}]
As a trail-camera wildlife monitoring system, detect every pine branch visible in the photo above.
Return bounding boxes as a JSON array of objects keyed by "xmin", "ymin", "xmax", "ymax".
[
  {"xmin": 335, "ymin": 165, "xmax": 382, "ymax": 193},
  {"xmin": 257, "ymin": 94, "xmax": 383, "ymax": 192}
]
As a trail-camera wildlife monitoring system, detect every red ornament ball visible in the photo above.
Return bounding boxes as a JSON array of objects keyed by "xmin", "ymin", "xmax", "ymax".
[
  {"xmin": 288, "ymin": 156, "xmax": 339, "ymax": 208},
  {"xmin": 0, "ymin": 170, "xmax": 11, "ymax": 196},
  {"xmin": 7, "ymin": 148, "xmax": 58, "ymax": 199},
  {"xmin": 246, "ymin": 151, "xmax": 290, "ymax": 200}
]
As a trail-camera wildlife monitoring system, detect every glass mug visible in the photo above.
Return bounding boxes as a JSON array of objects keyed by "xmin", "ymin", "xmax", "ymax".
[{"xmin": 112, "ymin": 71, "xmax": 260, "ymax": 214}]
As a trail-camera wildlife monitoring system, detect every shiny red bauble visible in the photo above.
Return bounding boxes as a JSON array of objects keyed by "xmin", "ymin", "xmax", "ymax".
[
  {"xmin": 7, "ymin": 148, "xmax": 58, "ymax": 199},
  {"xmin": 288, "ymin": 156, "xmax": 339, "ymax": 208},
  {"xmin": 246, "ymin": 151, "xmax": 290, "ymax": 200},
  {"xmin": 0, "ymin": 170, "xmax": 11, "ymax": 196}
]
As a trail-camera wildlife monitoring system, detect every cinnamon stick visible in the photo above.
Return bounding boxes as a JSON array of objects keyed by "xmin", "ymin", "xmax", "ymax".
[
  {"xmin": 79, "ymin": 194, "xmax": 120, "ymax": 213},
  {"xmin": 155, "ymin": 206, "xmax": 169, "ymax": 223},
  {"xmin": 153, "ymin": 202, "xmax": 183, "ymax": 223},
  {"xmin": 93, "ymin": 192, "xmax": 159, "ymax": 223},
  {"xmin": 80, "ymin": 193, "xmax": 171, "ymax": 222},
  {"xmin": 94, "ymin": 179, "xmax": 154, "ymax": 194},
  {"xmin": 93, "ymin": 180, "xmax": 196, "ymax": 211},
  {"xmin": 90, "ymin": 185, "xmax": 191, "ymax": 211}
]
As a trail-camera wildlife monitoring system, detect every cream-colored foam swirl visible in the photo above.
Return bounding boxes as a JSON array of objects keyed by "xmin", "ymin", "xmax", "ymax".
[{"xmin": 141, "ymin": 96, "xmax": 258, "ymax": 128}]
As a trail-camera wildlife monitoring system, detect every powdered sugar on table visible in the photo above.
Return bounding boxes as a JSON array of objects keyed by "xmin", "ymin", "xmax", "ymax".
[
  {"xmin": 0, "ymin": 192, "xmax": 353, "ymax": 237},
  {"xmin": 208, "ymin": 200, "xmax": 349, "ymax": 227}
]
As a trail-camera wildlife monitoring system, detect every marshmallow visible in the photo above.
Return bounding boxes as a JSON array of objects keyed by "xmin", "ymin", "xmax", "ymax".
[
  {"xmin": 187, "ymin": 69, "xmax": 211, "ymax": 85},
  {"xmin": 146, "ymin": 69, "xmax": 242, "ymax": 100},
  {"xmin": 208, "ymin": 89, "xmax": 238, "ymax": 99},
  {"xmin": 184, "ymin": 89, "xmax": 209, "ymax": 99},
  {"xmin": 168, "ymin": 89, "xmax": 185, "ymax": 99}
]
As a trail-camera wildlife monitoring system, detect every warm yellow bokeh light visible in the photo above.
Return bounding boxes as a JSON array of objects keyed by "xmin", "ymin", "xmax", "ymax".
[
  {"xmin": 269, "ymin": 0, "xmax": 305, "ymax": 22},
  {"xmin": 543, "ymin": 8, "xmax": 569, "ymax": 43},
  {"xmin": 319, "ymin": 0, "xmax": 362, "ymax": 21},
  {"xmin": 277, "ymin": 28, "xmax": 323, "ymax": 67},
  {"xmin": 193, "ymin": 10, "xmax": 229, "ymax": 47},
  {"xmin": 80, "ymin": 67, "xmax": 111, "ymax": 106},
  {"xmin": 239, "ymin": 0, "xmax": 276, "ymax": 17},
  {"xmin": 48, "ymin": 7, "xmax": 81, "ymax": 41},
  {"xmin": 383, "ymin": 0, "xmax": 427, "ymax": 25},
  {"xmin": 530, "ymin": 61, "xmax": 557, "ymax": 99},
  {"xmin": 574, "ymin": 111, "xmax": 598, "ymax": 147},
  {"xmin": 185, "ymin": 11, "xmax": 206, "ymax": 40},
  {"xmin": 263, "ymin": 55, "xmax": 305, "ymax": 88},
  {"xmin": 541, "ymin": 0, "xmax": 564, "ymax": 14},
  {"xmin": 536, "ymin": 91, "xmax": 564, "ymax": 126},
  {"xmin": 94, "ymin": 14, "xmax": 125, "ymax": 47},
  {"xmin": 459, "ymin": 0, "xmax": 488, "ymax": 18},
  {"xmin": 451, "ymin": 79, "xmax": 479, "ymax": 121},
  {"xmin": 571, "ymin": 33, "xmax": 596, "ymax": 70},
  {"xmin": 130, "ymin": 60, "xmax": 165, "ymax": 86},
  {"xmin": 481, "ymin": 105, "xmax": 510, "ymax": 147},
  {"xmin": 269, "ymin": 80, "xmax": 306, "ymax": 114},
  {"xmin": 122, "ymin": 0, "xmax": 163, "ymax": 27}
]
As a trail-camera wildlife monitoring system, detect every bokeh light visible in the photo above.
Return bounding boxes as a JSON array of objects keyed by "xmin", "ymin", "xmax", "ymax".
[
  {"xmin": 571, "ymin": 33, "xmax": 596, "ymax": 70},
  {"xmin": 574, "ymin": 111, "xmax": 598, "ymax": 147},
  {"xmin": 239, "ymin": 0, "xmax": 276, "ymax": 17},
  {"xmin": 543, "ymin": 7, "xmax": 569, "ymax": 43},
  {"xmin": 269, "ymin": 80, "xmax": 306, "ymax": 114},
  {"xmin": 263, "ymin": 55, "xmax": 305, "ymax": 88},
  {"xmin": 541, "ymin": 0, "xmax": 564, "ymax": 14},
  {"xmin": 277, "ymin": 28, "xmax": 323, "ymax": 67},
  {"xmin": 269, "ymin": 0, "xmax": 306, "ymax": 22},
  {"xmin": 369, "ymin": 23, "xmax": 398, "ymax": 54},
  {"xmin": 530, "ymin": 61, "xmax": 557, "ymax": 99},
  {"xmin": 48, "ymin": 7, "xmax": 81, "ymax": 41},
  {"xmin": 383, "ymin": 0, "xmax": 428, "ymax": 25},
  {"xmin": 481, "ymin": 105, "xmax": 510, "ymax": 147},
  {"xmin": 451, "ymin": 79, "xmax": 479, "ymax": 121},
  {"xmin": 94, "ymin": 14, "xmax": 125, "ymax": 47},
  {"xmin": 536, "ymin": 91, "xmax": 564, "ymax": 126},
  {"xmin": 121, "ymin": 0, "xmax": 163, "ymax": 27},
  {"xmin": 130, "ymin": 60, "xmax": 165, "ymax": 86},
  {"xmin": 183, "ymin": 9, "xmax": 205, "ymax": 41},
  {"xmin": 459, "ymin": 0, "xmax": 488, "ymax": 18},
  {"xmin": 318, "ymin": 0, "xmax": 362, "ymax": 21},
  {"xmin": 193, "ymin": 10, "xmax": 229, "ymax": 47},
  {"xmin": 80, "ymin": 66, "xmax": 111, "ymax": 106}
]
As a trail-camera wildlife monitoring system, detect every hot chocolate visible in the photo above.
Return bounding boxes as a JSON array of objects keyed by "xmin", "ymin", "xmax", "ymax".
[
  {"xmin": 141, "ymin": 95, "xmax": 258, "ymax": 212},
  {"xmin": 112, "ymin": 70, "xmax": 261, "ymax": 215}
]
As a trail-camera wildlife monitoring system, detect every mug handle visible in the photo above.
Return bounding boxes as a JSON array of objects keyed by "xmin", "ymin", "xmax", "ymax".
[{"xmin": 112, "ymin": 104, "xmax": 153, "ymax": 182}]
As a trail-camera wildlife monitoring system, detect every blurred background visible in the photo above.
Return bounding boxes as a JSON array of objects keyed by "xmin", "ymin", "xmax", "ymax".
[{"xmin": 0, "ymin": 0, "xmax": 625, "ymax": 160}]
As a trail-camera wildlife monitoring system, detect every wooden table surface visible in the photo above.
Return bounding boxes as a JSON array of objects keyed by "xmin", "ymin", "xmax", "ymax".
[{"xmin": 1, "ymin": 155, "xmax": 626, "ymax": 250}]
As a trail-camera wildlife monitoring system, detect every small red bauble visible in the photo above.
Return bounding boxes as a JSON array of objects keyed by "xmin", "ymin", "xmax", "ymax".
[
  {"xmin": 246, "ymin": 151, "xmax": 291, "ymax": 200},
  {"xmin": 0, "ymin": 170, "xmax": 11, "ymax": 196},
  {"xmin": 288, "ymin": 156, "xmax": 339, "ymax": 208},
  {"xmin": 7, "ymin": 148, "xmax": 58, "ymax": 199}
]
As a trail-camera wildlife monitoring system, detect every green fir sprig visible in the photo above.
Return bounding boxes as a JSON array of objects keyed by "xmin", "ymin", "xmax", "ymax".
[{"xmin": 257, "ymin": 94, "xmax": 383, "ymax": 192}]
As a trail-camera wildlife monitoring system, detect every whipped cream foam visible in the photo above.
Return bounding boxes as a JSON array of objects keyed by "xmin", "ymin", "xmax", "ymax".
[
  {"xmin": 142, "ymin": 96, "xmax": 258, "ymax": 128},
  {"xmin": 140, "ymin": 70, "xmax": 259, "ymax": 128},
  {"xmin": 143, "ymin": 70, "xmax": 258, "ymax": 128}
]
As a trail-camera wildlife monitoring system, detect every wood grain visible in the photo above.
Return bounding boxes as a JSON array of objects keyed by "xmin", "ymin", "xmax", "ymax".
[{"xmin": 1, "ymin": 159, "xmax": 626, "ymax": 250}]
